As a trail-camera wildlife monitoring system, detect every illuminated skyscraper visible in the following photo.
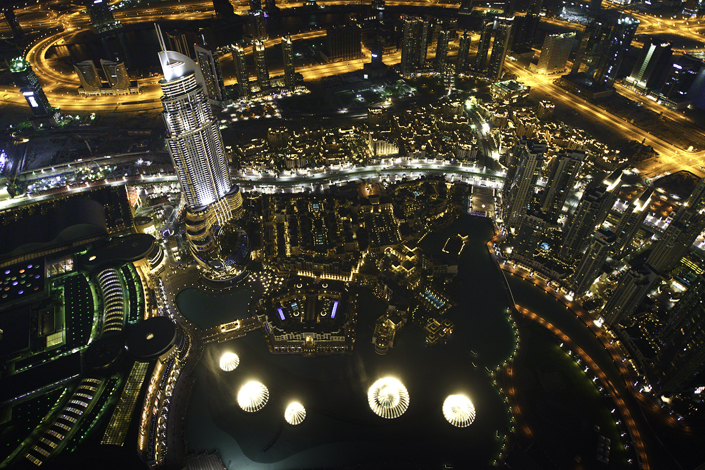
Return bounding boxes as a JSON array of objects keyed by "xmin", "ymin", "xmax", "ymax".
[
  {"xmin": 435, "ymin": 28, "xmax": 450, "ymax": 71},
  {"xmin": 282, "ymin": 35, "xmax": 296, "ymax": 89},
  {"xmin": 456, "ymin": 31, "xmax": 471, "ymax": 74},
  {"xmin": 626, "ymin": 39, "xmax": 672, "ymax": 91},
  {"xmin": 74, "ymin": 60, "xmax": 103, "ymax": 94},
  {"xmin": 613, "ymin": 188, "xmax": 653, "ymax": 254},
  {"xmin": 400, "ymin": 16, "xmax": 429, "ymax": 77},
  {"xmin": 233, "ymin": 43, "xmax": 249, "ymax": 98},
  {"xmin": 653, "ymin": 275, "xmax": 705, "ymax": 394},
  {"xmin": 601, "ymin": 265, "xmax": 659, "ymax": 326},
  {"xmin": 253, "ymin": 39, "xmax": 270, "ymax": 90},
  {"xmin": 326, "ymin": 25, "xmax": 362, "ymax": 62},
  {"xmin": 513, "ymin": 210, "xmax": 548, "ymax": 258},
  {"xmin": 503, "ymin": 140, "xmax": 545, "ymax": 229},
  {"xmin": 571, "ymin": 229, "xmax": 616, "ymax": 296},
  {"xmin": 84, "ymin": 0, "xmax": 120, "ymax": 33},
  {"xmin": 537, "ymin": 32, "xmax": 575, "ymax": 75},
  {"xmin": 647, "ymin": 178, "xmax": 705, "ymax": 274},
  {"xmin": 475, "ymin": 17, "xmax": 513, "ymax": 81},
  {"xmin": 9, "ymin": 57, "xmax": 57, "ymax": 124},
  {"xmin": 194, "ymin": 44, "xmax": 227, "ymax": 103},
  {"xmin": 541, "ymin": 149, "xmax": 584, "ymax": 220},
  {"xmin": 3, "ymin": 8, "xmax": 22, "ymax": 38},
  {"xmin": 156, "ymin": 26, "xmax": 242, "ymax": 254}
]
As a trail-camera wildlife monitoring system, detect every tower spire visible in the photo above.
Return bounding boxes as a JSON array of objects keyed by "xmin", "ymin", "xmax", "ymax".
[{"xmin": 155, "ymin": 23, "xmax": 167, "ymax": 52}]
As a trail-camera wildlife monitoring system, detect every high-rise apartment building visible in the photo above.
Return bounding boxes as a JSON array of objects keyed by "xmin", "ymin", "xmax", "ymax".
[
  {"xmin": 253, "ymin": 39, "xmax": 270, "ymax": 90},
  {"xmin": 194, "ymin": 45, "xmax": 227, "ymax": 103},
  {"xmin": 647, "ymin": 178, "xmax": 705, "ymax": 274},
  {"xmin": 456, "ymin": 31, "xmax": 471, "ymax": 74},
  {"xmin": 74, "ymin": 60, "xmax": 103, "ymax": 94},
  {"xmin": 559, "ymin": 175, "xmax": 621, "ymax": 262},
  {"xmin": 400, "ymin": 16, "xmax": 429, "ymax": 76},
  {"xmin": 10, "ymin": 57, "xmax": 56, "ymax": 122},
  {"xmin": 537, "ymin": 32, "xmax": 575, "ymax": 75},
  {"xmin": 503, "ymin": 140, "xmax": 546, "ymax": 229},
  {"xmin": 435, "ymin": 29, "xmax": 450, "ymax": 71},
  {"xmin": 541, "ymin": 150, "xmax": 585, "ymax": 220},
  {"xmin": 326, "ymin": 25, "xmax": 362, "ymax": 62},
  {"xmin": 282, "ymin": 35, "xmax": 296, "ymax": 89},
  {"xmin": 571, "ymin": 14, "xmax": 639, "ymax": 89},
  {"xmin": 233, "ymin": 43, "xmax": 249, "ymax": 98},
  {"xmin": 652, "ymin": 275, "xmax": 705, "ymax": 394},
  {"xmin": 84, "ymin": 0, "xmax": 120, "ymax": 33},
  {"xmin": 601, "ymin": 265, "xmax": 659, "ymax": 326},
  {"xmin": 248, "ymin": 10, "xmax": 268, "ymax": 41},
  {"xmin": 613, "ymin": 188, "xmax": 653, "ymax": 254},
  {"xmin": 513, "ymin": 210, "xmax": 548, "ymax": 258},
  {"xmin": 475, "ymin": 17, "xmax": 513, "ymax": 81},
  {"xmin": 156, "ymin": 26, "xmax": 243, "ymax": 255},
  {"xmin": 626, "ymin": 39, "xmax": 672, "ymax": 91},
  {"xmin": 571, "ymin": 229, "xmax": 616, "ymax": 296},
  {"xmin": 100, "ymin": 59, "xmax": 130, "ymax": 92}
]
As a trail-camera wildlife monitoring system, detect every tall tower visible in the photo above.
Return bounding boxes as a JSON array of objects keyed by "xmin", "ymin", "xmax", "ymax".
[
  {"xmin": 537, "ymin": 32, "xmax": 575, "ymax": 75},
  {"xmin": 456, "ymin": 31, "xmax": 471, "ymax": 74},
  {"xmin": 541, "ymin": 150, "xmax": 585, "ymax": 221},
  {"xmin": 156, "ymin": 25, "xmax": 242, "ymax": 254},
  {"xmin": 3, "ymin": 8, "xmax": 23, "ymax": 38},
  {"xmin": 10, "ymin": 57, "xmax": 57, "ymax": 123},
  {"xmin": 74, "ymin": 60, "xmax": 103, "ymax": 94},
  {"xmin": 401, "ymin": 17, "xmax": 421, "ymax": 77},
  {"xmin": 613, "ymin": 188, "xmax": 653, "ymax": 254},
  {"xmin": 194, "ymin": 44, "xmax": 227, "ymax": 103},
  {"xmin": 627, "ymin": 39, "xmax": 672, "ymax": 92},
  {"xmin": 435, "ymin": 28, "xmax": 450, "ymax": 71},
  {"xmin": 647, "ymin": 178, "xmax": 705, "ymax": 274},
  {"xmin": 84, "ymin": 0, "xmax": 121, "ymax": 33},
  {"xmin": 652, "ymin": 275, "xmax": 705, "ymax": 394},
  {"xmin": 475, "ymin": 21, "xmax": 493, "ymax": 73},
  {"xmin": 571, "ymin": 229, "xmax": 616, "ymax": 296},
  {"xmin": 233, "ymin": 43, "xmax": 249, "ymax": 98},
  {"xmin": 282, "ymin": 35, "xmax": 296, "ymax": 89},
  {"xmin": 601, "ymin": 265, "xmax": 659, "ymax": 327},
  {"xmin": 476, "ymin": 17, "xmax": 514, "ymax": 81},
  {"xmin": 512, "ymin": 210, "xmax": 548, "ymax": 258},
  {"xmin": 503, "ymin": 140, "xmax": 546, "ymax": 230},
  {"xmin": 253, "ymin": 39, "xmax": 270, "ymax": 90}
]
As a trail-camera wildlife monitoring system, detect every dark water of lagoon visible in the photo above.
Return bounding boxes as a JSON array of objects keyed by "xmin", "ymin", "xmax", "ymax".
[{"xmin": 182, "ymin": 215, "xmax": 517, "ymax": 469}]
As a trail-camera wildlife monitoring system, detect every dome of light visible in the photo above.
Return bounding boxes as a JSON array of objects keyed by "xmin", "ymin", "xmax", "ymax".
[
  {"xmin": 368, "ymin": 377, "xmax": 410, "ymax": 419},
  {"xmin": 219, "ymin": 352, "xmax": 240, "ymax": 372},
  {"xmin": 443, "ymin": 394, "xmax": 476, "ymax": 427},
  {"xmin": 284, "ymin": 402, "xmax": 306, "ymax": 425},
  {"xmin": 238, "ymin": 382, "xmax": 269, "ymax": 412}
]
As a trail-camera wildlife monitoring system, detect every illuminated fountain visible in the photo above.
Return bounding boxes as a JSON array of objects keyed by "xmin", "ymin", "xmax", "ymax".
[
  {"xmin": 367, "ymin": 377, "xmax": 410, "ymax": 419},
  {"xmin": 237, "ymin": 381, "xmax": 269, "ymax": 412},
  {"xmin": 219, "ymin": 352, "xmax": 240, "ymax": 372},
  {"xmin": 284, "ymin": 402, "xmax": 306, "ymax": 425},
  {"xmin": 443, "ymin": 394, "xmax": 476, "ymax": 427}
]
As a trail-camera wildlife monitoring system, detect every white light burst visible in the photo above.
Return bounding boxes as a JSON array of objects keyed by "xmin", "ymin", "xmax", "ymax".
[
  {"xmin": 238, "ymin": 381, "xmax": 269, "ymax": 412},
  {"xmin": 219, "ymin": 352, "xmax": 240, "ymax": 372},
  {"xmin": 368, "ymin": 377, "xmax": 410, "ymax": 419},
  {"xmin": 284, "ymin": 402, "xmax": 306, "ymax": 425},
  {"xmin": 443, "ymin": 394, "xmax": 476, "ymax": 427}
]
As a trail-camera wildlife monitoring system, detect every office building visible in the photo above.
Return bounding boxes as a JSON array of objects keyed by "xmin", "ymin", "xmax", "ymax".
[
  {"xmin": 3, "ymin": 8, "xmax": 22, "ymax": 38},
  {"xmin": 282, "ymin": 35, "xmax": 296, "ymax": 89},
  {"xmin": 435, "ymin": 28, "xmax": 450, "ymax": 71},
  {"xmin": 400, "ymin": 16, "xmax": 429, "ymax": 76},
  {"xmin": 156, "ymin": 26, "xmax": 243, "ymax": 256},
  {"xmin": 475, "ymin": 17, "xmax": 513, "ymax": 81},
  {"xmin": 456, "ymin": 31, "xmax": 471, "ymax": 74},
  {"xmin": 249, "ymin": 0, "xmax": 262, "ymax": 11},
  {"xmin": 459, "ymin": 0, "xmax": 473, "ymax": 15},
  {"xmin": 571, "ymin": 14, "xmax": 639, "ymax": 89},
  {"xmin": 253, "ymin": 39, "xmax": 270, "ymax": 90},
  {"xmin": 100, "ymin": 59, "xmax": 130, "ymax": 93},
  {"xmin": 601, "ymin": 265, "xmax": 659, "ymax": 326},
  {"xmin": 194, "ymin": 45, "xmax": 227, "ymax": 103},
  {"xmin": 653, "ymin": 276, "xmax": 705, "ymax": 394},
  {"xmin": 511, "ymin": 14, "xmax": 539, "ymax": 52},
  {"xmin": 233, "ymin": 43, "xmax": 249, "ymax": 98},
  {"xmin": 166, "ymin": 30, "xmax": 194, "ymax": 59},
  {"xmin": 541, "ymin": 150, "xmax": 585, "ymax": 220},
  {"xmin": 74, "ymin": 60, "xmax": 103, "ymax": 94},
  {"xmin": 626, "ymin": 39, "xmax": 672, "ymax": 91},
  {"xmin": 559, "ymin": 176, "xmax": 621, "ymax": 262},
  {"xmin": 647, "ymin": 178, "xmax": 705, "ymax": 274},
  {"xmin": 660, "ymin": 54, "xmax": 705, "ymax": 107},
  {"xmin": 529, "ymin": 0, "xmax": 542, "ymax": 14},
  {"xmin": 571, "ymin": 229, "xmax": 616, "ymax": 295},
  {"xmin": 503, "ymin": 140, "xmax": 546, "ymax": 229},
  {"xmin": 326, "ymin": 25, "xmax": 362, "ymax": 62},
  {"xmin": 9, "ymin": 57, "xmax": 57, "ymax": 124},
  {"xmin": 613, "ymin": 188, "xmax": 653, "ymax": 254},
  {"xmin": 683, "ymin": 0, "xmax": 700, "ymax": 16},
  {"xmin": 537, "ymin": 32, "xmax": 575, "ymax": 75},
  {"xmin": 84, "ymin": 0, "xmax": 120, "ymax": 33}
]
